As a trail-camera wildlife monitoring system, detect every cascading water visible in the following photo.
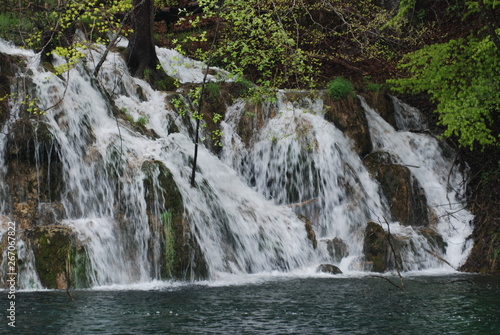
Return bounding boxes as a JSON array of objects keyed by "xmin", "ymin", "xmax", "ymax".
[
  {"xmin": 221, "ymin": 92, "xmax": 473, "ymax": 271},
  {"xmin": 0, "ymin": 37, "xmax": 473, "ymax": 289},
  {"xmin": 362, "ymin": 97, "xmax": 473, "ymax": 268},
  {"xmin": 221, "ymin": 93, "xmax": 387, "ymax": 268}
]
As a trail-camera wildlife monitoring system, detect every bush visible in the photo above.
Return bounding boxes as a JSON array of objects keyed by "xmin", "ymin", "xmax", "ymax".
[
  {"xmin": 136, "ymin": 116, "xmax": 148, "ymax": 126},
  {"xmin": 327, "ymin": 77, "xmax": 355, "ymax": 100}
]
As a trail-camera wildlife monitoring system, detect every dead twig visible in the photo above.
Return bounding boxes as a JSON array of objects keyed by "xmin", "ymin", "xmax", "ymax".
[{"xmin": 382, "ymin": 217, "xmax": 405, "ymax": 289}]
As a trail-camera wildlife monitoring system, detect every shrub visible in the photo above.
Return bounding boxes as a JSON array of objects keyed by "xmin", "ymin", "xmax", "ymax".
[
  {"xmin": 327, "ymin": 77, "xmax": 355, "ymax": 100},
  {"xmin": 136, "ymin": 116, "xmax": 148, "ymax": 126}
]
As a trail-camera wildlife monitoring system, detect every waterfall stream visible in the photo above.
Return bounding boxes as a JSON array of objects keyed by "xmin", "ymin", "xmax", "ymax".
[{"xmin": 0, "ymin": 39, "xmax": 473, "ymax": 289}]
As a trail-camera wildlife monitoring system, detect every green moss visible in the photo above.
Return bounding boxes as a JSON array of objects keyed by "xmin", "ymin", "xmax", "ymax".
[
  {"xmin": 206, "ymin": 82, "xmax": 220, "ymax": 99},
  {"xmin": 142, "ymin": 160, "xmax": 208, "ymax": 280},
  {"xmin": 367, "ymin": 82, "xmax": 383, "ymax": 93},
  {"xmin": 69, "ymin": 247, "xmax": 90, "ymax": 288},
  {"xmin": 154, "ymin": 76, "xmax": 176, "ymax": 91},
  {"xmin": 161, "ymin": 210, "xmax": 175, "ymax": 277},
  {"xmin": 32, "ymin": 226, "xmax": 88, "ymax": 289}
]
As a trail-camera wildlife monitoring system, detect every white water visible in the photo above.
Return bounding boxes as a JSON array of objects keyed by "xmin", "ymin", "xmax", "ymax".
[
  {"xmin": 221, "ymin": 92, "xmax": 386, "ymax": 266},
  {"xmin": 0, "ymin": 38, "xmax": 473, "ymax": 289},
  {"xmin": 362, "ymin": 97, "xmax": 473, "ymax": 268}
]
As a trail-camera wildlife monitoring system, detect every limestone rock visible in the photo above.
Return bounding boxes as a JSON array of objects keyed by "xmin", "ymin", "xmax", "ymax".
[
  {"xmin": 363, "ymin": 221, "xmax": 388, "ymax": 272},
  {"xmin": 316, "ymin": 263, "xmax": 343, "ymax": 274},
  {"xmin": 364, "ymin": 151, "xmax": 429, "ymax": 226},
  {"xmin": 299, "ymin": 215, "xmax": 317, "ymax": 249},
  {"xmin": 323, "ymin": 93, "xmax": 372, "ymax": 157},
  {"xmin": 322, "ymin": 237, "xmax": 349, "ymax": 263}
]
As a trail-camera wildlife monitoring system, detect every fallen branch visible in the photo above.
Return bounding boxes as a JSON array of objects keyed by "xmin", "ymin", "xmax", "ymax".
[
  {"xmin": 382, "ymin": 217, "xmax": 405, "ymax": 289},
  {"xmin": 286, "ymin": 198, "xmax": 320, "ymax": 208},
  {"xmin": 370, "ymin": 275, "xmax": 403, "ymax": 289},
  {"xmin": 424, "ymin": 248, "xmax": 455, "ymax": 269}
]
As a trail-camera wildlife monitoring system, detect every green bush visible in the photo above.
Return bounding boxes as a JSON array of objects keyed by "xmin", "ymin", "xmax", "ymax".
[
  {"xmin": 0, "ymin": 13, "xmax": 33, "ymax": 43},
  {"xmin": 327, "ymin": 77, "xmax": 355, "ymax": 100},
  {"xmin": 136, "ymin": 116, "xmax": 148, "ymax": 126}
]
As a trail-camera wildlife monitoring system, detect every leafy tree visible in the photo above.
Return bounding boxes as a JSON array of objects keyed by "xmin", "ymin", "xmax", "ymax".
[{"xmin": 388, "ymin": 0, "xmax": 499, "ymax": 150}]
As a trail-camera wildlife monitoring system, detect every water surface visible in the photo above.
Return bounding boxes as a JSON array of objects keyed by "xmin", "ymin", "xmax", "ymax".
[{"xmin": 3, "ymin": 274, "xmax": 499, "ymax": 334}]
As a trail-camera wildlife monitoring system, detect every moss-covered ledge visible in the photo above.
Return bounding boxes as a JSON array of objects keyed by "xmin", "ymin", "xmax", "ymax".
[{"xmin": 31, "ymin": 225, "xmax": 88, "ymax": 289}]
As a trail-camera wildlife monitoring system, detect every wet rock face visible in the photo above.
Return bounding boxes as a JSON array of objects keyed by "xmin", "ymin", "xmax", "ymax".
[
  {"xmin": 363, "ymin": 221, "xmax": 388, "ymax": 272},
  {"xmin": 0, "ymin": 54, "xmax": 23, "ymax": 128},
  {"xmin": 5, "ymin": 120, "xmax": 64, "ymax": 229},
  {"xmin": 323, "ymin": 94, "xmax": 373, "ymax": 157},
  {"xmin": 361, "ymin": 92, "xmax": 397, "ymax": 128},
  {"xmin": 142, "ymin": 160, "xmax": 208, "ymax": 280},
  {"xmin": 322, "ymin": 237, "xmax": 349, "ymax": 263},
  {"xmin": 364, "ymin": 151, "xmax": 429, "ymax": 226}
]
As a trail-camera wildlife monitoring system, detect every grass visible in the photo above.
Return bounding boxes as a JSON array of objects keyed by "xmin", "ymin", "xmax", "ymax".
[{"xmin": 327, "ymin": 77, "xmax": 355, "ymax": 100}]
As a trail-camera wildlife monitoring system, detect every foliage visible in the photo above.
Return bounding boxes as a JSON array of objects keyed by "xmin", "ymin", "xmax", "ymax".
[
  {"xmin": 366, "ymin": 82, "xmax": 383, "ymax": 93},
  {"xmin": 382, "ymin": 0, "xmax": 416, "ymax": 30},
  {"xmin": 327, "ymin": 77, "xmax": 355, "ymax": 100},
  {"xmin": 388, "ymin": 32, "xmax": 499, "ymax": 149},
  {"xmin": 11, "ymin": 0, "xmax": 133, "ymax": 74},
  {"xmin": 136, "ymin": 116, "xmax": 148, "ymax": 127},
  {"xmin": 0, "ymin": 13, "xmax": 33, "ymax": 43},
  {"xmin": 172, "ymin": 0, "xmax": 319, "ymax": 89}
]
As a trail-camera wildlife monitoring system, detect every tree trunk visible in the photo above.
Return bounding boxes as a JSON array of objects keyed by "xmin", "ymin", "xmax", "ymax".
[{"xmin": 126, "ymin": 0, "xmax": 158, "ymax": 78}]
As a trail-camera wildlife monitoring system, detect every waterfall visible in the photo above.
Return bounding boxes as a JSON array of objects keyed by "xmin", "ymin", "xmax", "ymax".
[
  {"xmin": 362, "ymin": 97, "xmax": 473, "ymax": 268},
  {"xmin": 221, "ymin": 92, "xmax": 386, "ymax": 266},
  {"xmin": 0, "ymin": 38, "xmax": 473, "ymax": 288}
]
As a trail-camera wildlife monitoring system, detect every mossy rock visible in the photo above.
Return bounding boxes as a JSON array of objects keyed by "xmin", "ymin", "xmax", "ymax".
[
  {"xmin": 142, "ymin": 160, "xmax": 208, "ymax": 280},
  {"xmin": 31, "ymin": 225, "xmax": 88, "ymax": 289},
  {"xmin": 419, "ymin": 227, "xmax": 447, "ymax": 254}
]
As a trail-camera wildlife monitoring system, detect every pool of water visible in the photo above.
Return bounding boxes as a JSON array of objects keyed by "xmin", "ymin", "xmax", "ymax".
[{"xmin": 2, "ymin": 273, "xmax": 499, "ymax": 334}]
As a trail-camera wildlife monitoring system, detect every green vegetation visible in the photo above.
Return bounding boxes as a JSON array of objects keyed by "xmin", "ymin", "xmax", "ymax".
[
  {"xmin": 206, "ymin": 82, "xmax": 219, "ymax": 99},
  {"xmin": 161, "ymin": 210, "xmax": 175, "ymax": 277},
  {"xmin": 0, "ymin": 13, "xmax": 33, "ymax": 43},
  {"xmin": 388, "ymin": 2, "xmax": 499, "ymax": 150},
  {"xmin": 0, "ymin": 0, "xmax": 498, "ymax": 273},
  {"xmin": 136, "ymin": 116, "xmax": 149, "ymax": 127},
  {"xmin": 327, "ymin": 77, "xmax": 355, "ymax": 101}
]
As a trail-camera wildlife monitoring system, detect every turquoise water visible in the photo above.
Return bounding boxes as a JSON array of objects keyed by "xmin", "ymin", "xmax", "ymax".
[{"xmin": 2, "ymin": 274, "xmax": 499, "ymax": 334}]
